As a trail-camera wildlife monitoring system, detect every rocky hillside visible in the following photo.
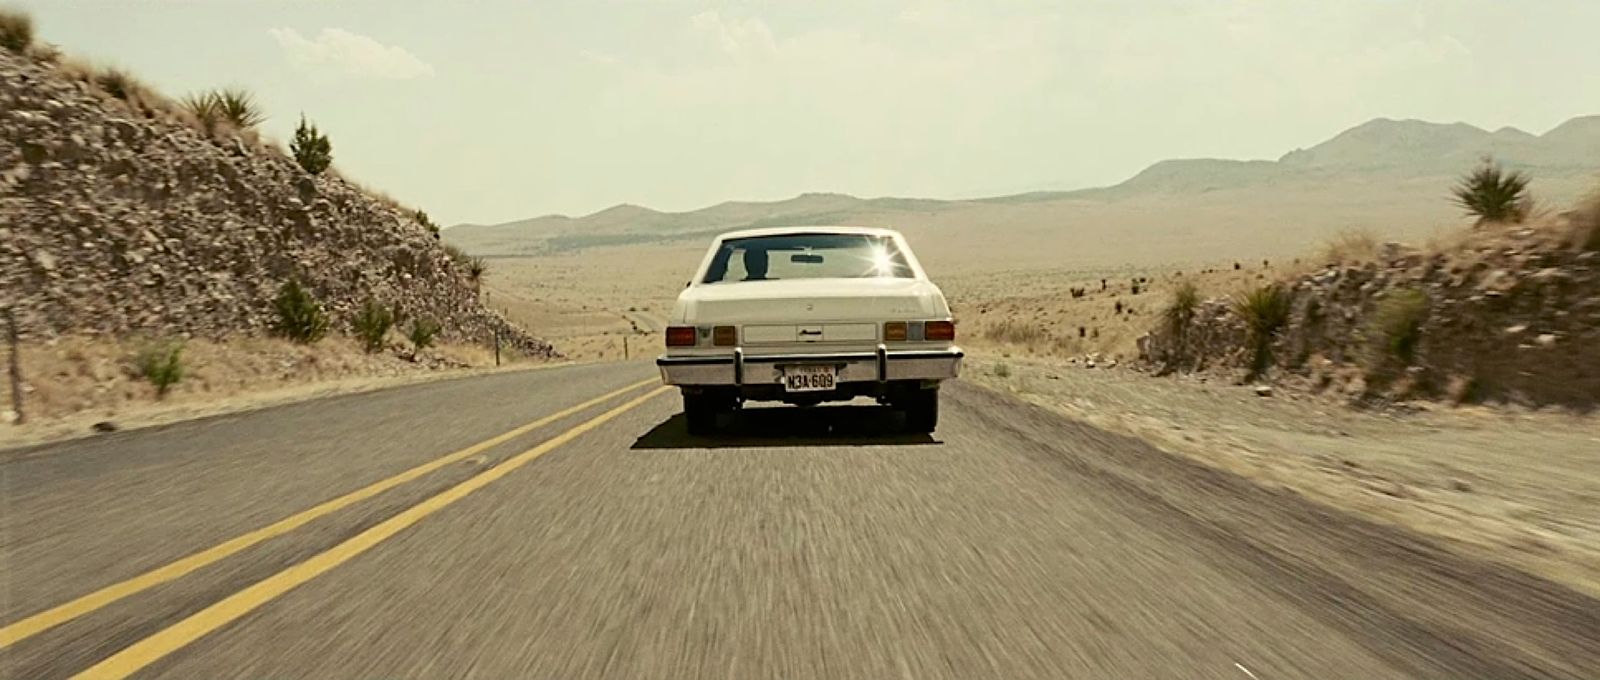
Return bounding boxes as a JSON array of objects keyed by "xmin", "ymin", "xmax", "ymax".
[
  {"xmin": 1140, "ymin": 202, "xmax": 1600, "ymax": 408},
  {"xmin": 0, "ymin": 48, "xmax": 553, "ymax": 356}
]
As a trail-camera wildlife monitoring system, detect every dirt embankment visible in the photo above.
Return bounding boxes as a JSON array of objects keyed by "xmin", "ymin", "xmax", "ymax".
[{"xmin": 1142, "ymin": 205, "xmax": 1600, "ymax": 409}]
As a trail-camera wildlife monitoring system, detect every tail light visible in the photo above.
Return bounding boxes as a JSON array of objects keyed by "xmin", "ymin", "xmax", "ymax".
[
  {"xmin": 883, "ymin": 322, "xmax": 908, "ymax": 342},
  {"xmin": 665, "ymin": 326, "xmax": 697, "ymax": 347},
  {"xmin": 925, "ymin": 320, "xmax": 956, "ymax": 341},
  {"xmin": 712, "ymin": 325, "xmax": 737, "ymax": 346}
]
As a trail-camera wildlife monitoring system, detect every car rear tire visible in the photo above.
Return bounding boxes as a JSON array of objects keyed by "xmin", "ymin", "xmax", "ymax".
[
  {"xmin": 683, "ymin": 393, "xmax": 720, "ymax": 436},
  {"xmin": 902, "ymin": 389, "xmax": 939, "ymax": 433}
]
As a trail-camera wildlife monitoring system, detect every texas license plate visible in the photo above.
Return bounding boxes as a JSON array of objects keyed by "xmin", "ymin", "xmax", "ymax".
[{"xmin": 783, "ymin": 365, "xmax": 837, "ymax": 392}]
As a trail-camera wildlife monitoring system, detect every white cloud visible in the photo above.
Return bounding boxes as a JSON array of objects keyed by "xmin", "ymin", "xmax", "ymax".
[
  {"xmin": 687, "ymin": 11, "xmax": 776, "ymax": 61},
  {"xmin": 268, "ymin": 27, "xmax": 435, "ymax": 80}
]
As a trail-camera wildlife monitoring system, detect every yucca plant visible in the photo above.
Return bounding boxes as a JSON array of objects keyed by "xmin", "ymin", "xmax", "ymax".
[
  {"xmin": 212, "ymin": 87, "xmax": 266, "ymax": 129},
  {"xmin": 180, "ymin": 92, "xmax": 221, "ymax": 132},
  {"xmin": 0, "ymin": 8, "xmax": 32, "ymax": 53},
  {"xmin": 466, "ymin": 257, "xmax": 488, "ymax": 289},
  {"xmin": 1452, "ymin": 160, "xmax": 1530, "ymax": 225},
  {"xmin": 1231, "ymin": 284, "xmax": 1292, "ymax": 375}
]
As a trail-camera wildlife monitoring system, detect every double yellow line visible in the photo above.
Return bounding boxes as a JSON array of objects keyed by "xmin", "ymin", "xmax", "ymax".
[{"xmin": 0, "ymin": 378, "xmax": 668, "ymax": 679}]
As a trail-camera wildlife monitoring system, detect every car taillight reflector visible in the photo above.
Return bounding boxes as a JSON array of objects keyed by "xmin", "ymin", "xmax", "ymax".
[
  {"xmin": 925, "ymin": 320, "xmax": 956, "ymax": 341},
  {"xmin": 665, "ymin": 326, "xmax": 697, "ymax": 347},
  {"xmin": 712, "ymin": 325, "xmax": 737, "ymax": 346},
  {"xmin": 883, "ymin": 322, "xmax": 908, "ymax": 342}
]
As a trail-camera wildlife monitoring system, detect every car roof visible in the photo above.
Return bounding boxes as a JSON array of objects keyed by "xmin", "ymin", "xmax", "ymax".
[{"xmin": 714, "ymin": 225, "xmax": 903, "ymax": 241}]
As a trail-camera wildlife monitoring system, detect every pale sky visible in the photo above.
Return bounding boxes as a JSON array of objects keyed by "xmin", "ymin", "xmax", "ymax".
[{"xmin": 13, "ymin": 1, "xmax": 1600, "ymax": 225}]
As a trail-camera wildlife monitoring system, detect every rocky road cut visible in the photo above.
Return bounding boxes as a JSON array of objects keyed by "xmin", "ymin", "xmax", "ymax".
[{"xmin": 1, "ymin": 362, "xmax": 1596, "ymax": 679}]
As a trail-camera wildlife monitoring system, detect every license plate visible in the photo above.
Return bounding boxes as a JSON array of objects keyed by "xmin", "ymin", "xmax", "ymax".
[{"xmin": 783, "ymin": 365, "xmax": 837, "ymax": 392}]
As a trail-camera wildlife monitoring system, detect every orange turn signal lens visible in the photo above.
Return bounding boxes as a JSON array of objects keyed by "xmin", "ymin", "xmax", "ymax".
[
  {"xmin": 925, "ymin": 320, "xmax": 956, "ymax": 341},
  {"xmin": 665, "ymin": 326, "xmax": 697, "ymax": 347},
  {"xmin": 712, "ymin": 325, "xmax": 737, "ymax": 346},
  {"xmin": 883, "ymin": 322, "xmax": 908, "ymax": 342}
]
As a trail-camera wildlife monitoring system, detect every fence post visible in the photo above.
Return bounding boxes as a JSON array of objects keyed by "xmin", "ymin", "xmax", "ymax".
[
  {"xmin": 494, "ymin": 327, "xmax": 501, "ymax": 367},
  {"xmin": 623, "ymin": 335, "xmax": 630, "ymax": 361},
  {"xmin": 5, "ymin": 308, "xmax": 22, "ymax": 425}
]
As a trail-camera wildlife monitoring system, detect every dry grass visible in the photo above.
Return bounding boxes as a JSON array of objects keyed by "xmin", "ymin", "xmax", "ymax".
[
  {"xmin": 1, "ymin": 335, "xmax": 541, "ymax": 447},
  {"xmin": 1319, "ymin": 228, "xmax": 1382, "ymax": 265},
  {"xmin": 983, "ymin": 318, "xmax": 1051, "ymax": 346},
  {"xmin": 1576, "ymin": 193, "xmax": 1600, "ymax": 252},
  {"xmin": 94, "ymin": 66, "xmax": 141, "ymax": 101},
  {"xmin": 0, "ymin": 6, "xmax": 32, "ymax": 53}
]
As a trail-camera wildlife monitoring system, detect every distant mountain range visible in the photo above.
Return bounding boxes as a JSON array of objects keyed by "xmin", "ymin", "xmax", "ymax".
[{"xmin": 448, "ymin": 115, "xmax": 1600, "ymax": 260}]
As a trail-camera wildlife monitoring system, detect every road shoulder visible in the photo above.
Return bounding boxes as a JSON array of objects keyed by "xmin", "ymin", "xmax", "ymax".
[{"xmin": 964, "ymin": 353, "xmax": 1600, "ymax": 599}]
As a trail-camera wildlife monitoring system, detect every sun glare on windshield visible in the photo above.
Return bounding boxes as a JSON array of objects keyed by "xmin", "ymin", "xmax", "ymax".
[{"xmin": 869, "ymin": 245, "xmax": 895, "ymax": 275}]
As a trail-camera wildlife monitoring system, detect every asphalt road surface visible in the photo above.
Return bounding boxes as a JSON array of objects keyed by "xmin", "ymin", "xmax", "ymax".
[{"xmin": 1, "ymin": 361, "xmax": 1596, "ymax": 679}]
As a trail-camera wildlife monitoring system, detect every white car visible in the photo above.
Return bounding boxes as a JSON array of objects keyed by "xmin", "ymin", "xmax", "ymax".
[{"xmin": 657, "ymin": 226, "xmax": 963, "ymax": 434}]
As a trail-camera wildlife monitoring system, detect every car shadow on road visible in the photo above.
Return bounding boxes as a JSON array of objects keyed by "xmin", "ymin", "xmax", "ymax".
[{"xmin": 631, "ymin": 405, "xmax": 939, "ymax": 450}]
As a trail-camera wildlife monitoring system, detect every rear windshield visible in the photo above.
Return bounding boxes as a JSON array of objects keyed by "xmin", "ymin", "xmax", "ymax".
[{"xmin": 701, "ymin": 234, "xmax": 914, "ymax": 284}]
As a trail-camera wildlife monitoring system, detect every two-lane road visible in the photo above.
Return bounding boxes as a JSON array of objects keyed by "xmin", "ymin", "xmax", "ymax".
[{"xmin": 2, "ymin": 362, "xmax": 1596, "ymax": 679}]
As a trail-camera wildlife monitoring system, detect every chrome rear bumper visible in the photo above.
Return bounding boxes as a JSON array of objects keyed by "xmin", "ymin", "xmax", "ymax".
[{"xmin": 657, "ymin": 345, "xmax": 963, "ymax": 387}]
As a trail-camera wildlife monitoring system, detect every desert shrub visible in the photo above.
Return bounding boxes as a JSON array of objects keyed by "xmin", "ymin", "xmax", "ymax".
[
  {"xmin": 1320, "ymin": 229, "xmax": 1381, "ymax": 264},
  {"xmin": 414, "ymin": 209, "xmax": 439, "ymax": 234},
  {"xmin": 1452, "ymin": 160, "xmax": 1530, "ymax": 225},
  {"xmin": 984, "ymin": 318, "xmax": 1048, "ymax": 345},
  {"xmin": 271, "ymin": 280, "xmax": 328, "ymax": 344},
  {"xmin": 407, "ymin": 317, "xmax": 441, "ymax": 358},
  {"xmin": 1231, "ymin": 284, "xmax": 1291, "ymax": 374},
  {"xmin": 352, "ymin": 298, "xmax": 395, "ymax": 353},
  {"xmin": 1164, "ymin": 280, "xmax": 1199, "ymax": 334},
  {"xmin": 0, "ymin": 8, "xmax": 32, "ymax": 53},
  {"xmin": 993, "ymin": 362, "xmax": 1011, "ymax": 378},
  {"xmin": 289, "ymin": 114, "xmax": 333, "ymax": 175},
  {"xmin": 135, "ymin": 340, "xmax": 184, "ymax": 399},
  {"xmin": 1368, "ymin": 289, "xmax": 1429, "ymax": 367}
]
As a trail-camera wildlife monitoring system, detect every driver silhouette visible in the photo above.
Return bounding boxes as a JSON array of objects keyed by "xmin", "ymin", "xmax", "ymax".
[{"xmin": 742, "ymin": 249, "xmax": 769, "ymax": 281}]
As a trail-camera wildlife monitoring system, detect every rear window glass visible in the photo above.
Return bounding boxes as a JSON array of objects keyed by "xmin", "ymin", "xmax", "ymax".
[{"xmin": 701, "ymin": 234, "xmax": 914, "ymax": 284}]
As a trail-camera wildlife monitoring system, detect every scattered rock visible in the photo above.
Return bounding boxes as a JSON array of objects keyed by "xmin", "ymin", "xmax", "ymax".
[
  {"xmin": 1253, "ymin": 385, "xmax": 1273, "ymax": 397},
  {"xmin": 91, "ymin": 420, "xmax": 118, "ymax": 433}
]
